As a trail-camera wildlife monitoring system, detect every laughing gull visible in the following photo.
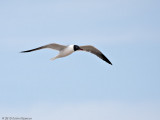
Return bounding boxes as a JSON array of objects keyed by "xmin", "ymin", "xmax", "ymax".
[{"xmin": 21, "ymin": 43, "xmax": 112, "ymax": 65}]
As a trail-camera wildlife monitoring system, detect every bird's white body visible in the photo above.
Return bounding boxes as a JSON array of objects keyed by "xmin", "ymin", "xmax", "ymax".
[{"xmin": 50, "ymin": 45, "xmax": 74, "ymax": 60}]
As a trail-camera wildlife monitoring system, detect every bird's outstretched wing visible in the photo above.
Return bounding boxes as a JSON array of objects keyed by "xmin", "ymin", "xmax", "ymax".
[
  {"xmin": 21, "ymin": 43, "xmax": 66, "ymax": 53},
  {"xmin": 80, "ymin": 45, "xmax": 112, "ymax": 65}
]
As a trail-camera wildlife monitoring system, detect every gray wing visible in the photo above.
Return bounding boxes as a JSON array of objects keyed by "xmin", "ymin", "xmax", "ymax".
[
  {"xmin": 21, "ymin": 43, "xmax": 66, "ymax": 53},
  {"xmin": 80, "ymin": 45, "xmax": 112, "ymax": 65}
]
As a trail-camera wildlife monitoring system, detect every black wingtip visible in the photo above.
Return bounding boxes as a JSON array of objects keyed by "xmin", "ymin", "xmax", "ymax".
[
  {"xmin": 20, "ymin": 51, "xmax": 27, "ymax": 53},
  {"xmin": 108, "ymin": 60, "xmax": 113, "ymax": 65},
  {"xmin": 109, "ymin": 62, "xmax": 113, "ymax": 65},
  {"xmin": 101, "ymin": 54, "xmax": 112, "ymax": 65},
  {"xmin": 107, "ymin": 61, "xmax": 112, "ymax": 65}
]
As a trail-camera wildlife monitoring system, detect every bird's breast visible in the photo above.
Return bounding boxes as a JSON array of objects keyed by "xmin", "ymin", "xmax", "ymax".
[{"xmin": 59, "ymin": 45, "xmax": 74, "ymax": 57}]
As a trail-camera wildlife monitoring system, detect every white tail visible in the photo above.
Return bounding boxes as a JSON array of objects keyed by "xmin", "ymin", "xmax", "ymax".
[
  {"xmin": 50, "ymin": 55, "xmax": 60, "ymax": 61},
  {"xmin": 50, "ymin": 57, "xmax": 58, "ymax": 61}
]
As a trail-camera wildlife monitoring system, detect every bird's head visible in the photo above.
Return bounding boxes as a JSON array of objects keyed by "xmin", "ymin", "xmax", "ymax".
[{"xmin": 73, "ymin": 45, "xmax": 83, "ymax": 51}]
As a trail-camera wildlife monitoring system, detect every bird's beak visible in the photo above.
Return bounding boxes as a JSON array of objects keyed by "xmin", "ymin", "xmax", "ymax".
[{"xmin": 79, "ymin": 48, "xmax": 83, "ymax": 50}]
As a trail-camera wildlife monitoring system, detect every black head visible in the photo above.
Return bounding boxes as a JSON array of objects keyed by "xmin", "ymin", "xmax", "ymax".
[{"xmin": 73, "ymin": 45, "xmax": 82, "ymax": 51}]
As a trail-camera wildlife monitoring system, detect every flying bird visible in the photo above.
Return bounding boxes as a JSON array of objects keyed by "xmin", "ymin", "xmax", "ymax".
[{"xmin": 21, "ymin": 43, "xmax": 112, "ymax": 65}]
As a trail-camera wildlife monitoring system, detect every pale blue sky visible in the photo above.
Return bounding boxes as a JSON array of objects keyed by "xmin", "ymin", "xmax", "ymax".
[{"xmin": 0, "ymin": 0, "xmax": 160, "ymax": 120}]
